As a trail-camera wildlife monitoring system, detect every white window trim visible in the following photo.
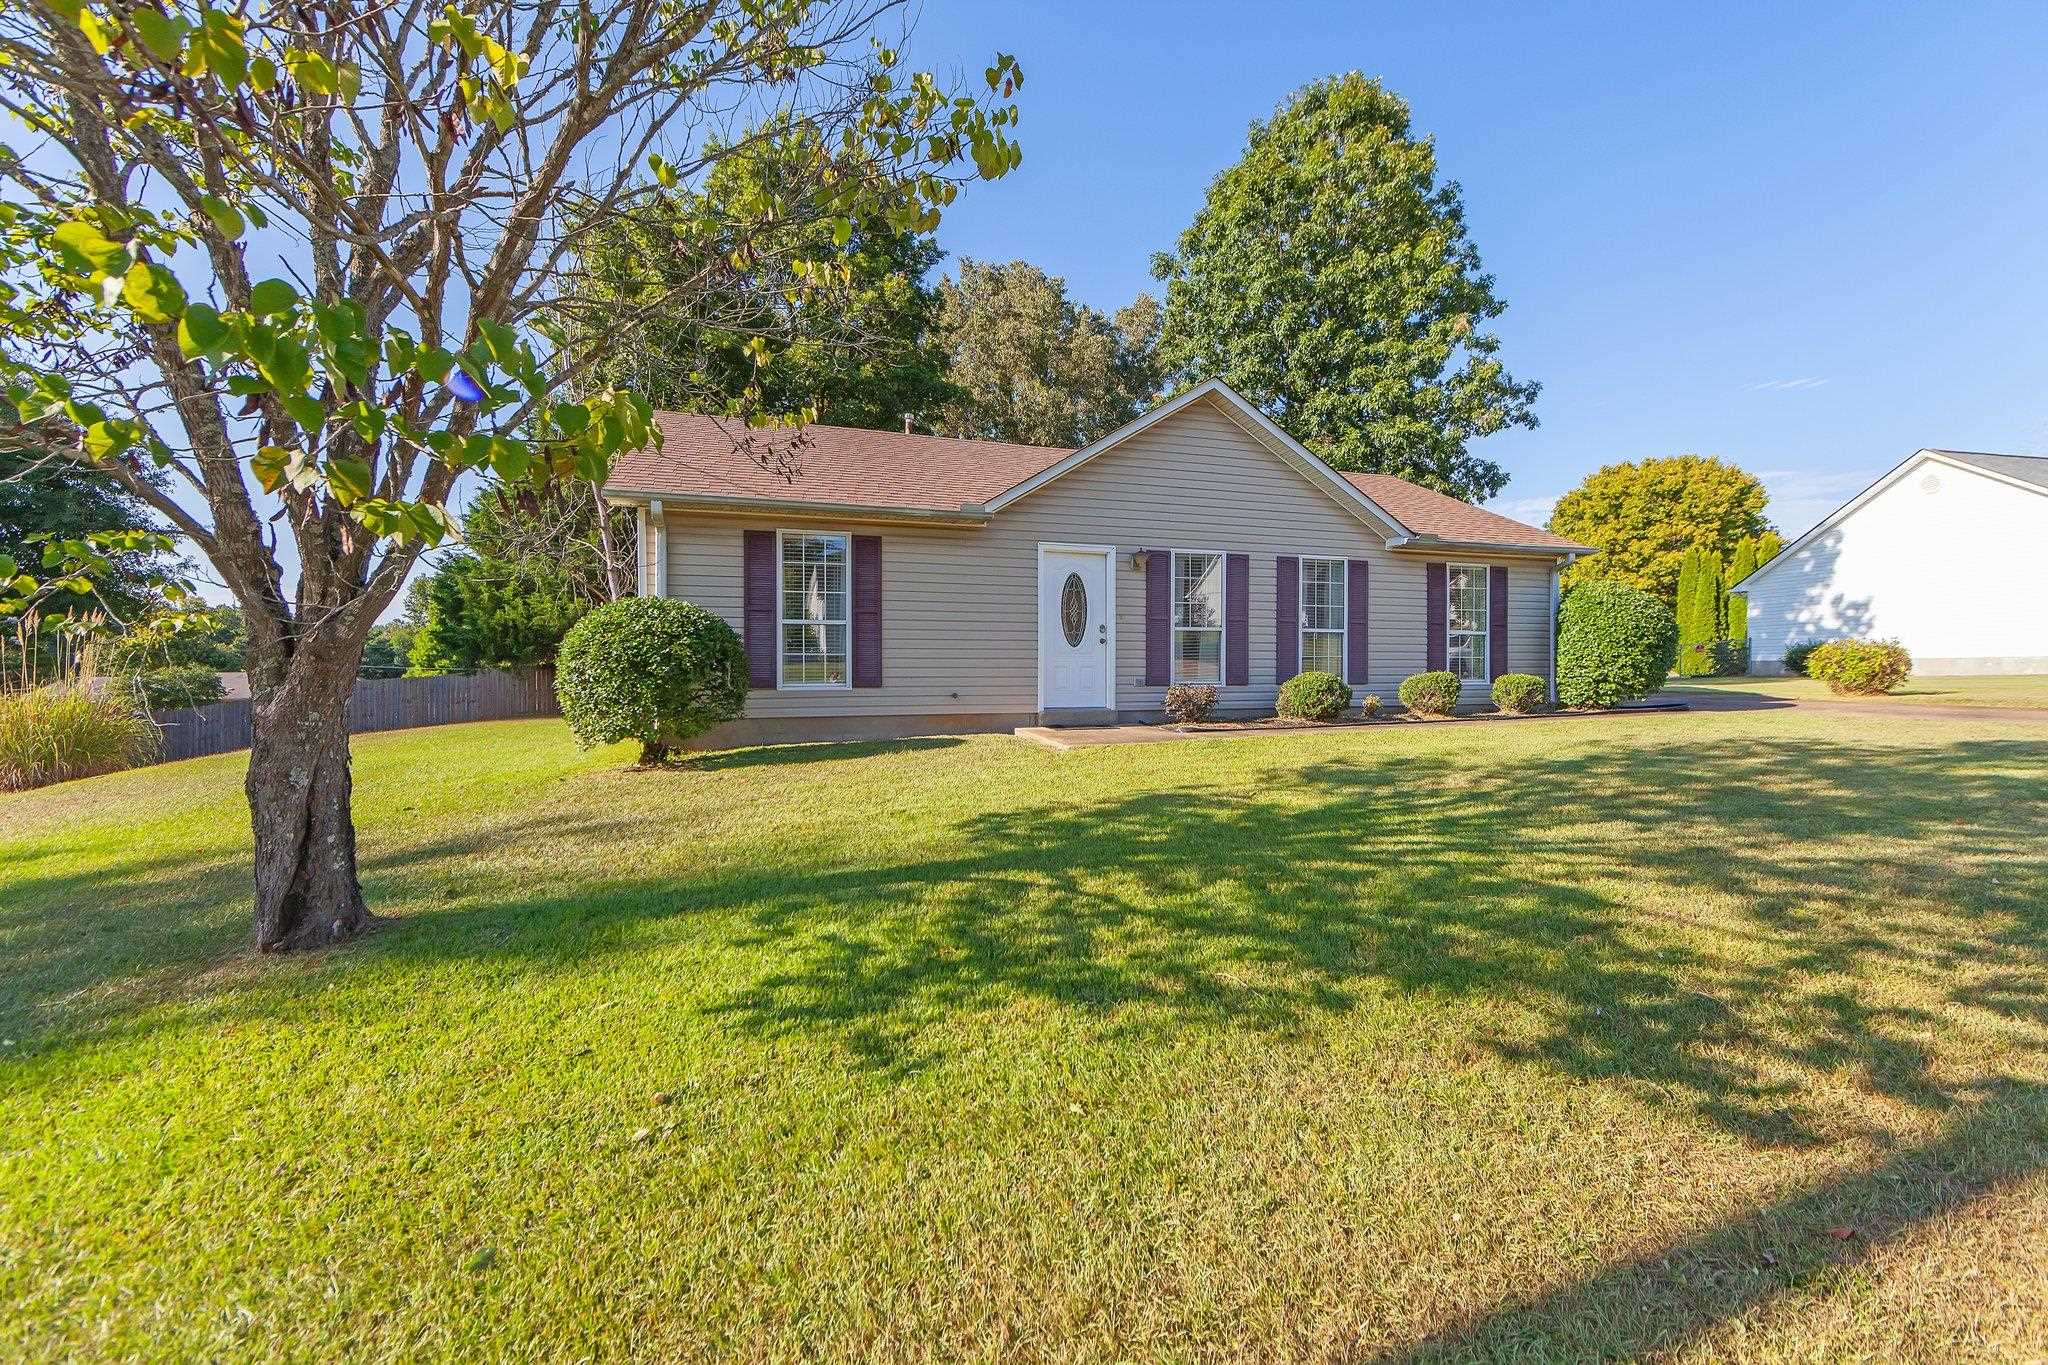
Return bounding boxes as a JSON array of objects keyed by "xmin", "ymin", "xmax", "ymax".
[
  {"xmin": 1170, "ymin": 548, "xmax": 1228, "ymax": 686},
  {"xmin": 776, "ymin": 527, "xmax": 854, "ymax": 690},
  {"xmin": 1447, "ymin": 562, "xmax": 1490, "ymax": 684},
  {"xmin": 1298, "ymin": 555, "xmax": 1347, "ymax": 678}
]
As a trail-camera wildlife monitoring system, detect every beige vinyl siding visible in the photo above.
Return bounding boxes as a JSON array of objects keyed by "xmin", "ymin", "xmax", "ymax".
[{"xmin": 660, "ymin": 395, "xmax": 1559, "ymax": 716}]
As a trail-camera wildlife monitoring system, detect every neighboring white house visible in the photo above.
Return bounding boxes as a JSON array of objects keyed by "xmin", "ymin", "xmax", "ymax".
[{"xmin": 1733, "ymin": 448, "xmax": 2048, "ymax": 675}]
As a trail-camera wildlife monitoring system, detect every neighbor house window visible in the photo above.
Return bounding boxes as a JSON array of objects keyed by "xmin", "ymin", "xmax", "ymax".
[
  {"xmin": 779, "ymin": 531, "xmax": 849, "ymax": 686},
  {"xmin": 1300, "ymin": 557, "xmax": 1346, "ymax": 677},
  {"xmin": 1447, "ymin": 563, "xmax": 1488, "ymax": 682},
  {"xmin": 1172, "ymin": 550, "xmax": 1224, "ymax": 683}
]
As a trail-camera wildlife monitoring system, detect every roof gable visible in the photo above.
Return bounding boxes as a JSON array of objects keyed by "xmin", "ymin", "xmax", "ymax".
[
  {"xmin": 1735, "ymin": 447, "xmax": 2048, "ymax": 590},
  {"xmin": 983, "ymin": 379, "xmax": 1412, "ymax": 537}
]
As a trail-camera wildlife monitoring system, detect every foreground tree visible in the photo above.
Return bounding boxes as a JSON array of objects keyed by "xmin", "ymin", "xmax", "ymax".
[
  {"xmin": 1151, "ymin": 73, "xmax": 1537, "ymax": 500},
  {"xmin": 1549, "ymin": 456, "xmax": 1772, "ymax": 600},
  {"xmin": 934, "ymin": 258, "xmax": 1161, "ymax": 446},
  {"xmin": 0, "ymin": 0, "xmax": 1023, "ymax": 948}
]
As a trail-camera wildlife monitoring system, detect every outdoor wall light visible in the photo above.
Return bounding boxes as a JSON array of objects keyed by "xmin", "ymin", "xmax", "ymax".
[{"xmin": 1130, "ymin": 549, "xmax": 1149, "ymax": 572}]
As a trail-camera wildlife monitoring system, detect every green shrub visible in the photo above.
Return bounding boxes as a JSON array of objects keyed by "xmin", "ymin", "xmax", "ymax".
[
  {"xmin": 1359, "ymin": 693, "xmax": 1383, "ymax": 719},
  {"xmin": 1397, "ymin": 671, "xmax": 1460, "ymax": 716},
  {"xmin": 1163, "ymin": 683, "xmax": 1218, "ymax": 723},
  {"xmin": 1676, "ymin": 639, "xmax": 1746, "ymax": 678},
  {"xmin": 1782, "ymin": 640, "xmax": 1825, "ymax": 676},
  {"xmin": 554, "ymin": 598, "xmax": 747, "ymax": 763},
  {"xmin": 1276, "ymin": 670, "xmax": 1351, "ymax": 721},
  {"xmin": 1805, "ymin": 638, "xmax": 1911, "ymax": 696},
  {"xmin": 123, "ymin": 664, "xmax": 227, "ymax": 710},
  {"xmin": 1555, "ymin": 580, "xmax": 1678, "ymax": 708},
  {"xmin": 1491, "ymin": 673, "xmax": 1547, "ymax": 714},
  {"xmin": 0, "ymin": 686, "xmax": 158, "ymax": 791}
]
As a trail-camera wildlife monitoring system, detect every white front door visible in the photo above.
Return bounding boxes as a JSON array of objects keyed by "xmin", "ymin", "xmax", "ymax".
[{"xmin": 1039, "ymin": 547, "xmax": 1112, "ymax": 709}]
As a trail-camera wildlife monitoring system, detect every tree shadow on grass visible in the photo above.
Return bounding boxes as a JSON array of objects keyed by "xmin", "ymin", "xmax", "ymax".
[
  {"xmin": 8, "ymin": 734, "xmax": 2046, "ymax": 1151},
  {"xmin": 1391, "ymin": 1078, "xmax": 2048, "ymax": 1361},
  {"xmin": 682, "ymin": 736, "xmax": 965, "ymax": 770}
]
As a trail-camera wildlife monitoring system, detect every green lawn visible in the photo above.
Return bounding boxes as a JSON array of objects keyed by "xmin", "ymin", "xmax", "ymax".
[
  {"xmin": 3, "ymin": 712, "xmax": 2046, "ymax": 1360},
  {"xmin": 1668, "ymin": 673, "xmax": 2048, "ymax": 709}
]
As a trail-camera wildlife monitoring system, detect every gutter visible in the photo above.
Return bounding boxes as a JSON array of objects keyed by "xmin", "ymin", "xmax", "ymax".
[
  {"xmin": 1386, "ymin": 534, "xmax": 1591, "ymax": 562},
  {"xmin": 603, "ymin": 488, "xmax": 990, "ymax": 527}
]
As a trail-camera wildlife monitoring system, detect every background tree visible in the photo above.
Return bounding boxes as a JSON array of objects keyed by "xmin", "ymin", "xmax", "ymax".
[
  {"xmin": 2, "ymin": 449, "xmax": 172, "ymax": 624},
  {"xmin": 464, "ymin": 483, "xmax": 636, "ymax": 607},
  {"xmin": 1549, "ymin": 456, "xmax": 1773, "ymax": 599},
  {"xmin": 1723, "ymin": 536, "xmax": 1757, "ymax": 649},
  {"xmin": 1673, "ymin": 545, "xmax": 1725, "ymax": 676},
  {"xmin": 405, "ymin": 552, "xmax": 584, "ymax": 675},
  {"xmin": 934, "ymin": 258, "xmax": 1161, "ymax": 446},
  {"xmin": 1150, "ymin": 73, "xmax": 1537, "ymax": 500},
  {"xmin": 567, "ymin": 121, "xmax": 958, "ymax": 431},
  {"xmin": 0, "ymin": 0, "xmax": 1023, "ymax": 949}
]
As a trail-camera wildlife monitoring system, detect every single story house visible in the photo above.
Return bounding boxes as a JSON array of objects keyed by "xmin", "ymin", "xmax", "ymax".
[
  {"xmin": 604, "ymin": 379, "xmax": 1591, "ymax": 743},
  {"xmin": 1734, "ymin": 447, "xmax": 2048, "ymax": 676}
]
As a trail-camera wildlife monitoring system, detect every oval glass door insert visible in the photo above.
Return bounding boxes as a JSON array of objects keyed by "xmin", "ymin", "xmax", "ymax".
[{"xmin": 1060, "ymin": 573, "xmax": 1087, "ymax": 647}]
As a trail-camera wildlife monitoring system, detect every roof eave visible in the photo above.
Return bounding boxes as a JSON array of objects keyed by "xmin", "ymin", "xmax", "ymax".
[
  {"xmin": 603, "ymin": 487, "xmax": 990, "ymax": 526},
  {"xmin": 1386, "ymin": 534, "xmax": 1592, "ymax": 561}
]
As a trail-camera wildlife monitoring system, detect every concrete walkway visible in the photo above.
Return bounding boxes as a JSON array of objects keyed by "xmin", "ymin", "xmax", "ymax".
[{"xmin": 1659, "ymin": 688, "xmax": 2048, "ymax": 725}]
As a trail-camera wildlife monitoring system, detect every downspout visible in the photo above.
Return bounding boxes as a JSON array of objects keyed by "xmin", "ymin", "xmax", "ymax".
[
  {"xmin": 649, "ymin": 498, "xmax": 668, "ymax": 598},
  {"xmin": 1548, "ymin": 562, "xmax": 1562, "ymax": 703},
  {"xmin": 635, "ymin": 504, "xmax": 651, "ymax": 597}
]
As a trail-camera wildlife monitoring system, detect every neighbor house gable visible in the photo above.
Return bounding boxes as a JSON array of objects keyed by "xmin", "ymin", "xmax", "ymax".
[{"xmin": 1734, "ymin": 448, "xmax": 2048, "ymax": 592}]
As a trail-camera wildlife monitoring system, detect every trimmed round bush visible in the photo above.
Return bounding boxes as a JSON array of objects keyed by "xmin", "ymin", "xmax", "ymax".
[
  {"xmin": 1806, "ymin": 638, "xmax": 1911, "ymax": 695},
  {"xmin": 1397, "ymin": 670, "xmax": 1460, "ymax": 716},
  {"xmin": 1163, "ymin": 683, "xmax": 1218, "ymax": 723},
  {"xmin": 1782, "ymin": 640, "xmax": 1825, "ymax": 677},
  {"xmin": 1277, "ymin": 670, "xmax": 1351, "ymax": 721},
  {"xmin": 1555, "ymin": 580, "xmax": 1678, "ymax": 709},
  {"xmin": 554, "ymin": 597, "xmax": 746, "ymax": 763},
  {"xmin": 1491, "ymin": 673, "xmax": 1547, "ymax": 714}
]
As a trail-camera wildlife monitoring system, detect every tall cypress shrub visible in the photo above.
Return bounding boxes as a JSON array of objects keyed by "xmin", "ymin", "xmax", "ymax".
[{"xmin": 1724, "ymin": 537, "xmax": 1757, "ymax": 648}]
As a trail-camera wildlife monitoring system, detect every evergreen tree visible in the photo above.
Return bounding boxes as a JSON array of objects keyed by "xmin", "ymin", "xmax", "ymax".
[{"xmin": 1724, "ymin": 537, "xmax": 1758, "ymax": 645}]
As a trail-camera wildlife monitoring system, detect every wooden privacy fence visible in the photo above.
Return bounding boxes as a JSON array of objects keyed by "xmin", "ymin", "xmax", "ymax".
[{"xmin": 149, "ymin": 665, "xmax": 560, "ymax": 764}]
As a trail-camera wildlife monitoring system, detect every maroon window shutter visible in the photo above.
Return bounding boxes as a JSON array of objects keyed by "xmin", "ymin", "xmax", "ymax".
[
  {"xmin": 1274, "ymin": 556, "xmax": 1300, "ymax": 682},
  {"xmin": 1144, "ymin": 549, "xmax": 1170, "ymax": 686},
  {"xmin": 852, "ymin": 535, "xmax": 883, "ymax": 688},
  {"xmin": 1224, "ymin": 553, "xmax": 1250, "ymax": 686},
  {"xmin": 1346, "ymin": 559, "xmax": 1370, "ymax": 685},
  {"xmin": 742, "ymin": 530, "xmax": 776, "ymax": 689},
  {"xmin": 1488, "ymin": 566, "xmax": 1509, "ymax": 680},
  {"xmin": 1425, "ymin": 561, "xmax": 1448, "ymax": 672}
]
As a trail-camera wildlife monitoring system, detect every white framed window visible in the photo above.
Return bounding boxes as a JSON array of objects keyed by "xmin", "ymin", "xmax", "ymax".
[
  {"xmin": 778, "ymin": 530, "xmax": 850, "ymax": 687},
  {"xmin": 1171, "ymin": 550, "xmax": 1224, "ymax": 683},
  {"xmin": 1447, "ymin": 563, "xmax": 1489, "ymax": 682},
  {"xmin": 1300, "ymin": 557, "xmax": 1346, "ymax": 677}
]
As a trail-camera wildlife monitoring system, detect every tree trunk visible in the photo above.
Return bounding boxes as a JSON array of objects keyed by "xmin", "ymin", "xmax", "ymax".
[{"xmin": 247, "ymin": 668, "xmax": 374, "ymax": 952}]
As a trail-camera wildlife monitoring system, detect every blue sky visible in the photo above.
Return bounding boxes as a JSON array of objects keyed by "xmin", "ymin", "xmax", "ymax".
[{"xmin": 904, "ymin": 0, "xmax": 2048, "ymax": 536}]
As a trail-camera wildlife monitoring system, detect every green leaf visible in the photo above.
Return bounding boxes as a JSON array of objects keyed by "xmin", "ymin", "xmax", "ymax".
[
  {"xmin": 280, "ymin": 393, "xmax": 325, "ymax": 432},
  {"xmin": 247, "ymin": 278, "xmax": 298, "ymax": 316},
  {"xmin": 413, "ymin": 346, "xmax": 455, "ymax": 383},
  {"xmin": 176, "ymin": 302, "xmax": 228, "ymax": 357},
  {"xmin": 197, "ymin": 195, "xmax": 243, "ymax": 239},
  {"xmin": 255, "ymin": 337, "xmax": 311, "ymax": 394},
  {"xmin": 223, "ymin": 374, "xmax": 270, "ymax": 397},
  {"xmin": 121, "ymin": 260, "xmax": 187, "ymax": 323},
  {"xmin": 486, "ymin": 437, "xmax": 530, "ymax": 480},
  {"xmin": 50, "ymin": 220, "xmax": 130, "ymax": 277},
  {"xmin": 130, "ymin": 6, "xmax": 186, "ymax": 61},
  {"xmin": 0, "ymin": 555, "xmax": 14, "ymax": 581},
  {"xmin": 326, "ymin": 456, "xmax": 372, "ymax": 505},
  {"xmin": 250, "ymin": 444, "xmax": 290, "ymax": 492},
  {"xmin": 82, "ymin": 420, "xmax": 133, "ymax": 460},
  {"xmin": 185, "ymin": 6, "xmax": 248, "ymax": 90}
]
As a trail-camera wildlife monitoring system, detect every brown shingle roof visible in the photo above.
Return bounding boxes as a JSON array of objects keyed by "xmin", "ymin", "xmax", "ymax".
[
  {"xmin": 606, "ymin": 412, "xmax": 1068, "ymax": 516},
  {"xmin": 1341, "ymin": 473, "xmax": 1593, "ymax": 552},
  {"xmin": 605, "ymin": 410, "xmax": 1584, "ymax": 553}
]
